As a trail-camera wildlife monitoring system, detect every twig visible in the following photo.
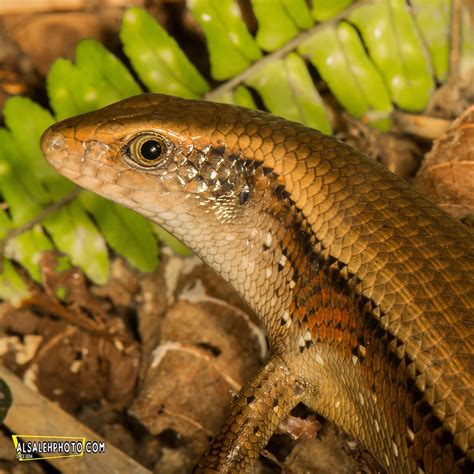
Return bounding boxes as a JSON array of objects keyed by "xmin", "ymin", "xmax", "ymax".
[
  {"xmin": 205, "ymin": 0, "xmax": 372, "ymax": 100},
  {"xmin": 392, "ymin": 112, "xmax": 452, "ymax": 140},
  {"xmin": 23, "ymin": 289, "xmax": 137, "ymax": 346},
  {"xmin": 448, "ymin": 0, "xmax": 463, "ymax": 82},
  {"xmin": 0, "ymin": 187, "xmax": 81, "ymax": 262}
]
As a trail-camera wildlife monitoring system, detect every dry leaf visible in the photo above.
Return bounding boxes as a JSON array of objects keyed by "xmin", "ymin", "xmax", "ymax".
[
  {"xmin": 415, "ymin": 105, "xmax": 474, "ymax": 218},
  {"xmin": 129, "ymin": 298, "xmax": 265, "ymax": 461}
]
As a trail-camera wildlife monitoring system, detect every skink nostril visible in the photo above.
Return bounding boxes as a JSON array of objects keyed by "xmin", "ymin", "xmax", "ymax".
[
  {"xmin": 40, "ymin": 129, "xmax": 67, "ymax": 155},
  {"xmin": 50, "ymin": 134, "xmax": 66, "ymax": 151}
]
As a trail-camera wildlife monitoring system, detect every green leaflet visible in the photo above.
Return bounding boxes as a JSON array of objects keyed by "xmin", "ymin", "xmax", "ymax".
[
  {"xmin": 412, "ymin": 1, "xmax": 474, "ymax": 81},
  {"xmin": 0, "ymin": 130, "xmax": 53, "ymax": 282},
  {"xmin": 80, "ymin": 192, "xmax": 159, "ymax": 273},
  {"xmin": 48, "ymin": 39, "xmax": 141, "ymax": 120},
  {"xmin": 414, "ymin": 1, "xmax": 474, "ymax": 81},
  {"xmin": 349, "ymin": 0, "xmax": 434, "ymax": 111},
  {"xmin": 42, "ymin": 200, "xmax": 109, "ymax": 285},
  {"xmin": 6, "ymin": 227, "xmax": 53, "ymax": 283},
  {"xmin": 0, "ymin": 128, "xmax": 50, "ymax": 212},
  {"xmin": 0, "ymin": 140, "xmax": 51, "ymax": 283},
  {"xmin": 47, "ymin": 59, "xmax": 83, "ymax": 120},
  {"xmin": 210, "ymin": 85, "xmax": 257, "ymax": 108},
  {"xmin": 311, "ymin": 0, "xmax": 353, "ymax": 21},
  {"xmin": 3, "ymin": 97, "xmax": 70, "ymax": 198},
  {"xmin": 0, "ymin": 258, "xmax": 29, "ymax": 305},
  {"xmin": 153, "ymin": 226, "xmax": 193, "ymax": 257},
  {"xmin": 189, "ymin": 0, "xmax": 262, "ymax": 80},
  {"xmin": 0, "ymin": 170, "xmax": 52, "ymax": 284},
  {"xmin": 0, "ymin": 208, "xmax": 11, "ymax": 238},
  {"xmin": 251, "ymin": 0, "xmax": 312, "ymax": 51},
  {"xmin": 246, "ymin": 53, "xmax": 332, "ymax": 134},
  {"xmin": 3, "ymin": 98, "xmax": 56, "ymax": 184},
  {"xmin": 299, "ymin": 22, "xmax": 392, "ymax": 131},
  {"xmin": 0, "ymin": 204, "xmax": 40, "ymax": 300},
  {"xmin": 53, "ymin": 255, "xmax": 69, "ymax": 300},
  {"xmin": 411, "ymin": 0, "xmax": 450, "ymax": 82},
  {"xmin": 121, "ymin": 7, "xmax": 209, "ymax": 98}
]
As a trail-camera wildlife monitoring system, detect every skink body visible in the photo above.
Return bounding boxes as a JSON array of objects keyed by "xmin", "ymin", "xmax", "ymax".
[{"xmin": 41, "ymin": 94, "xmax": 473, "ymax": 473}]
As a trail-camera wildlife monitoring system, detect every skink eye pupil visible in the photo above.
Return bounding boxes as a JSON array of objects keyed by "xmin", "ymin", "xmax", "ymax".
[
  {"xmin": 126, "ymin": 133, "xmax": 168, "ymax": 168},
  {"xmin": 140, "ymin": 139, "xmax": 162, "ymax": 161}
]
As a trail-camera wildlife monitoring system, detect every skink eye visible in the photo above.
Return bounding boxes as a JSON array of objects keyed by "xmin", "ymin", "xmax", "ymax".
[{"xmin": 127, "ymin": 133, "xmax": 168, "ymax": 168}]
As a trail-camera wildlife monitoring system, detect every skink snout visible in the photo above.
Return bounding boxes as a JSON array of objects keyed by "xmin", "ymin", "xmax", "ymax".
[{"xmin": 40, "ymin": 127, "xmax": 68, "ymax": 169}]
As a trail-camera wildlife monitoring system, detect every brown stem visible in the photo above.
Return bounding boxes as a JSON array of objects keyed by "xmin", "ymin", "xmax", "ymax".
[
  {"xmin": 449, "ymin": 0, "xmax": 463, "ymax": 82},
  {"xmin": 392, "ymin": 112, "xmax": 452, "ymax": 140}
]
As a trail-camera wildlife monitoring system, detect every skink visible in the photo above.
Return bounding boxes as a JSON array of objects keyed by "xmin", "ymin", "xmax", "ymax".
[{"xmin": 40, "ymin": 93, "xmax": 473, "ymax": 473}]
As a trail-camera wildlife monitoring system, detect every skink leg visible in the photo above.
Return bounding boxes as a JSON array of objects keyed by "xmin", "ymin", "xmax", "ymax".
[{"xmin": 195, "ymin": 357, "xmax": 306, "ymax": 473}]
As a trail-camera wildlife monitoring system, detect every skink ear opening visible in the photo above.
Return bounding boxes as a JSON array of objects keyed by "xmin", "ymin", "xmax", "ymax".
[{"xmin": 239, "ymin": 184, "xmax": 251, "ymax": 205}]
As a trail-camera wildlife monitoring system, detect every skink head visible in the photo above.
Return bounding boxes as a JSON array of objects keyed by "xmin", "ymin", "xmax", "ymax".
[{"xmin": 41, "ymin": 93, "xmax": 276, "ymax": 244}]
